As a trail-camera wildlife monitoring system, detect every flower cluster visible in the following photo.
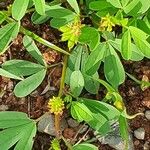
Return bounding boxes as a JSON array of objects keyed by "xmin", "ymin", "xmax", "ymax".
[
  {"xmin": 48, "ymin": 96, "xmax": 65, "ymax": 115},
  {"xmin": 59, "ymin": 17, "xmax": 84, "ymax": 49},
  {"xmin": 99, "ymin": 14, "xmax": 115, "ymax": 32}
]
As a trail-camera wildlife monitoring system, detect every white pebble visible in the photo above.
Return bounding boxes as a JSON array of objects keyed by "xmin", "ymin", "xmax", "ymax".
[
  {"xmin": 134, "ymin": 128, "xmax": 145, "ymax": 140},
  {"xmin": 145, "ymin": 110, "xmax": 150, "ymax": 120}
]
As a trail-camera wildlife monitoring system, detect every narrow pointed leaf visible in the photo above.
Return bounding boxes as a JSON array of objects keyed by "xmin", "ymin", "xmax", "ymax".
[
  {"xmin": 104, "ymin": 44, "xmax": 125, "ymax": 88},
  {"xmin": 129, "ymin": 26, "xmax": 150, "ymax": 58},
  {"xmin": 2, "ymin": 59, "xmax": 44, "ymax": 76},
  {"xmin": 0, "ymin": 68, "xmax": 23, "ymax": 80},
  {"xmin": 23, "ymin": 35, "xmax": 46, "ymax": 66},
  {"xmin": 67, "ymin": 0, "xmax": 80, "ymax": 14},
  {"xmin": 0, "ymin": 22, "xmax": 20, "ymax": 54},
  {"xmin": 84, "ymin": 43, "xmax": 106, "ymax": 75},
  {"xmin": 14, "ymin": 69, "xmax": 46, "ymax": 97},
  {"xmin": 121, "ymin": 29, "xmax": 131, "ymax": 60},
  {"xmin": 12, "ymin": 0, "xmax": 29, "ymax": 20},
  {"xmin": 33, "ymin": 0, "xmax": 45, "ymax": 15}
]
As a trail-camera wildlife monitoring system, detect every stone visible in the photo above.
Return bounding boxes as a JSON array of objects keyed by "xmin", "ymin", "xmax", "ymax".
[
  {"xmin": 144, "ymin": 141, "xmax": 150, "ymax": 150},
  {"xmin": 96, "ymin": 121, "xmax": 134, "ymax": 150},
  {"xmin": 38, "ymin": 113, "xmax": 68, "ymax": 136},
  {"xmin": 145, "ymin": 110, "xmax": 150, "ymax": 120},
  {"xmin": 0, "ymin": 105, "xmax": 9, "ymax": 111},
  {"xmin": 134, "ymin": 128, "xmax": 145, "ymax": 140},
  {"xmin": 67, "ymin": 118, "xmax": 80, "ymax": 128}
]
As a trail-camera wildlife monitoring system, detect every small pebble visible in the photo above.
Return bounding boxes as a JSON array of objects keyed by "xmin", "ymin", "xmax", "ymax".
[
  {"xmin": 144, "ymin": 141, "xmax": 150, "ymax": 150},
  {"xmin": 145, "ymin": 110, "xmax": 150, "ymax": 120},
  {"xmin": 0, "ymin": 105, "xmax": 9, "ymax": 111},
  {"xmin": 67, "ymin": 118, "xmax": 80, "ymax": 128},
  {"xmin": 134, "ymin": 128, "xmax": 145, "ymax": 140},
  {"xmin": 134, "ymin": 140, "xmax": 140, "ymax": 146}
]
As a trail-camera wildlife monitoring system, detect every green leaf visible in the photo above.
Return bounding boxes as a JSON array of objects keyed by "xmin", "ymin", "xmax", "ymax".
[
  {"xmin": 50, "ymin": 15, "xmax": 75, "ymax": 29},
  {"xmin": 106, "ymin": 0, "xmax": 122, "ymax": 8},
  {"xmin": 0, "ymin": 12, "xmax": 6, "ymax": 24},
  {"xmin": 33, "ymin": 0, "xmax": 45, "ymax": 15},
  {"xmin": 0, "ymin": 68, "xmax": 23, "ymax": 80},
  {"xmin": 121, "ymin": 0, "xmax": 130, "ymax": 7},
  {"xmin": 46, "ymin": 6, "xmax": 75, "ymax": 18},
  {"xmin": 123, "ymin": 0, "xmax": 141, "ymax": 15},
  {"xmin": 109, "ymin": 39, "xmax": 144, "ymax": 61},
  {"xmin": 0, "ymin": 22, "xmax": 20, "ymax": 54},
  {"xmin": 0, "ymin": 111, "xmax": 36, "ymax": 150},
  {"xmin": 31, "ymin": 12, "xmax": 50, "ymax": 24},
  {"xmin": 2, "ymin": 60, "xmax": 44, "ymax": 76},
  {"xmin": 129, "ymin": 26, "xmax": 150, "ymax": 58},
  {"xmin": 84, "ymin": 72, "xmax": 99, "ymax": 94},
  {"xmin": 121, "ymin": 29, "xmax": 131, "ymax": 60},
  {"xmin": 138, "ymin": 0, "xmax": 150, "ymax": 14},
  {"xmin": 71, "ymin": 101, "xmax": 109, "ymax": 133},
  {"xmin": 70, "ymin": 70, "xmax": 84, "ymax": 97},
  {"xmin": 79, "ymin": 26, "xmax": 100, "ymax": 51},
  {"xmin": 137, "ymin": 19, "xmax": 150, "ymax": 35},
  {"xmin": 89, "ymin": 0, "xmax": 113, "ymax": 11},
  {"xmin": 93, "ymin": 78, "xmax": 115, "ymax": 92},
  {"xmin": 104, "ymin": 44, "xmax": 125, "ymax": 88},
  {"xmin": 12, "ymin": 0, "xmax": 29, "ymax": 20},
  {"xmin": 119, "ymin": 115, "xmax": 129, "ymax": 149},
  {"xmin": 68, "ymin": 45, "xmax": 83, "ymax": 71},
  {"xmin": 84, "ymin": 43, "xmax": 106, "ymax": 75},
  {"xmin": 23, "ymin": 35, "xmax": 46, "ymax": 66},
  {"xmin": 0, "ymin": 111, "xmax": 30, "ymax": 128},
  {"xmin": 67, "ymin": 0, "xmax": 80, "ymax": 14},
  {"xmin": 31, "ymin": 4, "xmax": 73, "ymax": 25},
  {"xmin": 14, "ymin": 69, "xmax": 46, "ymax": 97},
  {"xmin": 73, "ymin": 143, "xmax": 98, "ymax": 150},
  {"xmin": 80, "ymin": 98, "xmax": 121, "ymax": 121}
]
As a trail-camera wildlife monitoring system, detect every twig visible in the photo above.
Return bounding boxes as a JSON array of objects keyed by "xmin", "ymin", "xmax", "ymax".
[
  {"xmin": 75, "ymin": 128, "xmax": 90, "ymax": 145},
  {"xmin": 72, "ymin": 123, "xmax": 86, "ymax": 143}
]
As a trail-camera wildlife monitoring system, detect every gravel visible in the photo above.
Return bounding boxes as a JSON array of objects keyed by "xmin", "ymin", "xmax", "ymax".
[
  {"xmin": 96, "ymin": 121, "xmax": 134, "ymax": 150},
  {"xmin": 38, "ymin": 113, "xmax": 68, "ymax": 136},
  {"xmin": 145, "ymin": 110, "xmax": 150, "ymax": 120},
  {"xmin": 134, "ymin": 128, "xmax": 145, "ymax": 140}
]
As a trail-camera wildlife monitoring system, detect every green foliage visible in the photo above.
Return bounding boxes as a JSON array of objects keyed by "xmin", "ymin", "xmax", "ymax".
[
  {"xmin": 71, "ymin": 98, "xmax": 121, "ymax": 135},
  {"xmin": 0, "ymin": 22, "xmax": 20, "ymax": 54},
  {"xmin": 73, "ymin": 143, "xmax": 98, "ymax": 150},
  {"xmin": 0, "ymin": 0, "xmax": 149, "ymax": 149},
  {"xmin": 12, "ymin": 0, "xmax": 29, "ymax": 20},
  {"xmin": 0, "ymin": 111, "xmax": 36, "ymax": 150}
]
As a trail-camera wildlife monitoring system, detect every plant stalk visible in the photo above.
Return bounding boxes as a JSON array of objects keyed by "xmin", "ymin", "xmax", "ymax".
[
  {"xmin": 20, "ymin": 26, "xmax": 70, "ymax": 55},
  {"xmin": 58, "ymin": 55, "xmax": 68, "ymax": 97}
]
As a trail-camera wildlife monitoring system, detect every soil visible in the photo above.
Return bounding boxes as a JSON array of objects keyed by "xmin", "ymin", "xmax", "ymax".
[{"xmin": 0, "ymin": 2, "xmax": 150, "ymax": 150}]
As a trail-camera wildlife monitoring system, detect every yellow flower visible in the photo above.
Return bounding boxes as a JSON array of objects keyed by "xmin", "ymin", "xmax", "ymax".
[
  {"xmin": 48, "ymin": 96, "xmax": 65, "ymax": 115},
  {"xmin": 59, "ymin": 17, "xmax": 84, "ymax": 49},
  {"xmin": 99, "ymin": 14, "xmax": 115, "ymax": 32}
]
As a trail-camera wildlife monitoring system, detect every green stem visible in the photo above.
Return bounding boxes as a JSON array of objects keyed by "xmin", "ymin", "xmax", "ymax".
[
  {"xmin": 26, "ymin": 8, "xmax": 35, "ymax": 13},
  {"xmin": 5, "ymin": 16, "xmax": 70, "ymax": 55},
  {"xmin": 58, "ymin": 55, "xmax": 68, "ymax": 97},
  {"xmin": 20, "ymin": 26, "xmax": 70, "ymax": 55},
  {"xmin": 47, "ymin": 62, "xmax": 63, "ymax": 69},
  {"xmin": 61, "ymin": 136, "xmax": 73, "ymax": 150}
]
